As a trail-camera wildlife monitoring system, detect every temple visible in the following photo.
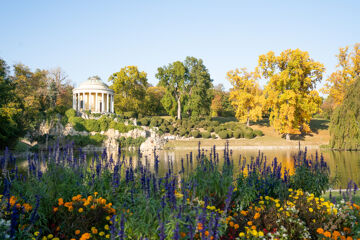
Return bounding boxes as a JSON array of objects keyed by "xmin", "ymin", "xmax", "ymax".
[{"xmin": 72, "ymin": 76, "xmax": 114, "ymax": 113}]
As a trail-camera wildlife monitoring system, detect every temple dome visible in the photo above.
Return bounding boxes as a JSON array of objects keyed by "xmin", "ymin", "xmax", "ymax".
[{"xmin": 75, "ymin": 76, "xmax": 113, "ymax": 92}]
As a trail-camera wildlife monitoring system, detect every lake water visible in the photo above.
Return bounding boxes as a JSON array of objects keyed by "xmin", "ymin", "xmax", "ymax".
[{"xmin": 8, "ymin": 145, "xmax": 360, "ymax": 189}]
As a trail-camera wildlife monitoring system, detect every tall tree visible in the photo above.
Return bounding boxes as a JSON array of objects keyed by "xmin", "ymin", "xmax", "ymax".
[
  {"xmin": 144, "ymin": 86, "xmax": 166, "ymax": 116},
  {"xmin": 258, "ymin": 49, "xmax": 324, "ymax": 140},
  {"xmin": 108, "ymin": 66, "xmax": 148, "ymax": 114},
  {"xmin": 156, "ymin": 57, "xmax": 213, "ymax": 119},
  {"xmin": 228, "ymin": 68, "xmax": 263, "ymax": 126},
  {"xmin": 322, "ymin": 43, "xmax": 360, "ymax": 108},
  {"xmin": 0, "ymin": 59, "xmax": 25, "ymax": 148},
  {"xmin": 47, "ymin": 67, "xmax": 73, "ymax": 110},
  {"xmin": 183, "ymin": 57, "xmax": 213, "ymax": 119},
  {"xmin": 329, "ymin": 77, "xmax": 360, "ymax": 150},
  {"xmin": 156, "ymin": 61, "xmax": 188, "ymax": 120}
]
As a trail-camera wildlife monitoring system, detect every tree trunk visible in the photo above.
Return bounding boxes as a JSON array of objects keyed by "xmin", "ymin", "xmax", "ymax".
[
  {"xmin": 286, "ymin": 133, "xmax": 290, "ymax": 141},
  {"xmin": 246, "ymin": 118, "xmax": 250, "ymax": 127},
  {"xmin": 177, "ymin": 97, "xmax": 181, "ymax": 120}
]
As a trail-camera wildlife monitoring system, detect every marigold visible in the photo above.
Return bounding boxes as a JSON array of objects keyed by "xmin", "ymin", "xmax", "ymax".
[
  {"xmin": 234, "ymin": 224, "xmax": 239, "ymax": 229},
  {"xmin": 229, "ymin": 221, "xmax": 234, "ymax": 227},
  {"xmin": 247, "ymin": 221, "xmax": 253, "ymax": 226},
  {"xmin": 80, "ymin": 233, "xmax": 91, "ymax": 240},
  {"xmin": 180, "ymin": 232, "xmax": 186, "ymax": 238},
  {"xmin": 75, "ymin": 230, "xmax": 81, "ymax": 235},
  {"xmin": 53, "ymin": 207, "xmax": 58, "ymax": 213},
  {"xmin": 254, "ymin": 212, "xmax": 260, "ymax": 220},
  {"xmin": 324, "ymin": 231, "xmax": 331, "ymax": 238},
  {"xmin": 78, "ymin": 208, "xmax": 84, "ymax": 213},
  {"xmin": 197, "ymin": 223, "xmax": 203, "ymax": 230},
  {"xmin": 58, "ymin": 198, "xmax": 64, "ymax": 206},
  {"xmin": 316, "ymin": 228, "xmax": 324, "ymax": 234}
]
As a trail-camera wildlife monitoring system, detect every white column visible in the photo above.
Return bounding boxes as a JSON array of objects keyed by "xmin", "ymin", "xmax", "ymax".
[
  {"xmin": 95, "ymin": 92, "xmax": 98, "ymax": 112},
  {"xmin": 77, "ymin": 93, "xmax": 80, "ymax": 111},
  {"xmin": 89, "ymin": 92, "xmax": 92, "ymax": 112},
  {"xmin": 107, "ymin": 93, "xmax": 110, "ymax": 113},
  {"xmin": 101, "ymin": 92, "xmax": 104, "ymax": 113},
  {"xmin": 111, "ymin": 94, "xmax": 114, "ymax": 113},
  {"xmin": 73, "ymin": 94, "xmax": 75, "ymax": 109}
]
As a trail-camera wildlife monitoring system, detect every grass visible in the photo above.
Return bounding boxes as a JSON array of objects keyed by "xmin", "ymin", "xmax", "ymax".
[{"xmin": 165, "ymin": 118, "xmax": 330, "ymax": 149}]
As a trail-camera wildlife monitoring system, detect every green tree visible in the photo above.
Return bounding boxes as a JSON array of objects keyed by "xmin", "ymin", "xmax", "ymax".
[
  {"xmin": 183, "ymin": 57, "xmax": 213, "ymax": 119},
  {"xmin": 156, "ymin": 61, "xmax": 188, "ymax": 119},
  {"xmin": 329, "ymin": 77, "xmax": 360, "ymax": 150},
  {"xmin": 143, "ymin": 86, "xmax": 166, "ymax": 116},
  {"xmin": 258, "ymin": 49, "xmax": 324, "ymax": 140},
  {"xmin": 108, "ymin": 66, "xmax": 148, "ymax": 114},
  {"xmin": 157, "ymin": 57, "xmax": 213, "ymax": 119},
  {"xmin": 0, "ymin": 59, "xmax": 25, "ymax": 148},
  {"xmin": 210, "ymin": 84, "xmax": 235, "ymax": 117}
]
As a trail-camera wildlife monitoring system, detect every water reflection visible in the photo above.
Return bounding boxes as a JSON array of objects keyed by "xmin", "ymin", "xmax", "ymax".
[{"xmin": 8, "ymin": 146, "xmax": 360, "ymax": 189}]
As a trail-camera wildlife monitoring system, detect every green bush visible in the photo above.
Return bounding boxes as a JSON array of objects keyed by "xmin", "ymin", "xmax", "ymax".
[
  {"xmin": 206, "ymin": 126, "xmax": 214, "ymax": 132},
  {"xmin": 227, "ymin": 130, "xmax": 233, "ymax": 138},
  {"xmin": 179, "ymin": 128, "xmax": 188, "ymax": 137},
  {"xmin": 244, "ymin": 129, "xmax": 255, "ymax": 139},
  {"xmin": 234, "ymin": 130, "xmax": 244, "ymax": 139},
  {"xmin": 118, "ymin": 136, "xmax": 146, "ymax": 148},
  {"xmin": 124, "ymin": 111, "xmax": 137, "ymax": 119},
  {"xmin": 201, "ymin": 131, "xmax": 211, "ymax": 138},
  {"xmin": 150, "ymin": 117, "xmax": 163, "ymax": 127},
  {"xmin": 69, "ymin": 117, "xmax": 86, "ymax": 132},
  {"xmin": 218, "ymin": 130, "xmax": 229, "ymax": 139},
  {"xmin": 253, "ymin": 129, "xmax": 264, "ymax": 136},
  {"xmin": 211, "ymin": 133, "xmax": 217, "ymax": 139},
  {"xmin": 84, "ymin": 119, "xmax": 101, "ymax": 132},
  {"xmin": 65, "ymin": 134, "xmax": 106, "ymax": 147},
  {"xmin": 98, "ymin": 116, "xmax": 112, "ymax": 131},
  {"xmin": 191, "ymin": 130, "xmax": 201, "ymax": 138},
  {"xmin": 65, "ymin": 108, "xmax": 76, "ymax": 119},
  {"xmin": 139, "ymin": 118, "xmax": 150, "ymax": 126},
  {"xmin": 109, "ymin": 121, "xmax": 136, "ymax": 133},
  {"xmin": 159, "ymin": 124, "xmax": 169, "ymax": 133}
]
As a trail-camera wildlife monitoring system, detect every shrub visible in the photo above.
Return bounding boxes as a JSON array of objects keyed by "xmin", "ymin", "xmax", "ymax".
[
  {"xmin": 98, "ymin": 116, "xmax": 112, "ymax": 131},
  {"xmin": 227, "ymin": 130, "xmax": 233, "ymax": 138},
  {"xmin": 179, "ymin": 128, "xmax": 188, "ymax": 137},
  {"xmin": 150, "ymin": 117, "xmax": 163, "ymax": 127},
  {"xmin": 84, "ymin": 119, "xmax": 101, "ymax": 132},
  {"xmin": 139, "ymin": 118, "xmax": 150, "ymax": 126},
  {"xmin": 124, "ymin": 111, "xmax": 137, "ymax": 119},
  {"xmin": 244, "ymin": 129, "xmax": 255, "ymax": 139},
  {"xmin": 211, "ymin": 133, "xmax": 217, "ymax": 139},
  {"xmin": 206, "ymin": 126, "xmax": 214, "ymax": 132},
  {"xmin": 191, "ymin": 130, "xmax": 201, "ymax": 138},
  {"xmin": 159, "ymin": 124, "xmax": 169, "ymax": 133},
  {"xmin": 210, "ymin": 121, "xmax": 220, "ymax": 127},
  {"xmin": 65, "ymin": 134, "xmax": 106, "ymax": 147},
  {"xmin": 65, "ymin": 108, "xmax": 76, "ymax": 119},
  {"xmin": 69, "ymin": 117, "xmax": 86, "ymax": 132},
  {"xmin": 109, "ymin": 121, "xmax": 136, "ymax": 133},
  {"xmin": 234, "ymin": 130, "xmax": 244, "ymax": 139},
  {"xmin": 118, "ymin": 136, "xmax": 146, "ymax": 148},
  {"xmin": 218, "ymin": 130, "xmax": 229, "ymax": 139},
  {"xmin": 253, "ymin": 129, "xmax": 264, "ymax": 136},
  {"xmin": 201, "ymin": 131, "xmax": 211, "ymax": 138}
]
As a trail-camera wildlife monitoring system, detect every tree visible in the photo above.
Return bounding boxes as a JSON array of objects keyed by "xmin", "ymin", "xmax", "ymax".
[
  {"xmin": 143, "ymin": 86, "xmax": 166, "ymax": 116},
  {"xmin": 47, "ymin": 67, "xmax": 73, "ymax": 110},
  {"xmin": 258, "ymin": 49, "xmax": 324, "ymax": 140},
  {"xmin": 322, "ymin": 43, "xmax": 360, "ymax": 108},
  {"xmin": 329, "ymin": 77, "xmax": 360, "ymax": 150},
  {"xmin": 157, "ymin": 61, "xmax": 188, "ymax": 120},
  {"xmin": 228, "ymin": 68, "xmax": 263, "ymax": 126},
  {"xmin": 183, "ymin": 57, "xmax": 213, "ymax": 119},
  {"xmin": 0, "ymin": 59, "xmax": 25, "ymax": 148},
  {"xmin": 108, "ymin": 66, "xmax": 148, "ymax": 114},
  {"xmin": 156, "ymin": 57, "xmax": 213, "ymax": 119}
]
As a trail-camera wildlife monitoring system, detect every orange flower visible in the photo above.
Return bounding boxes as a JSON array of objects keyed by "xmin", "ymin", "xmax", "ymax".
[
  {"xmin": 254, "ymin": 212, "xmax": 260, "ymax": 220},
  {"xmin": 80, "ymin": 233, "xmax": 91, "ymax": 240},
  {"xmin": 23, "ymin": 203, "xmax": 32, "ymax": 212},
  {"xmin": 75, "ymin": 230, "xmax": 81, "ymax": 235},
  {"xmin": 324, "ymin": 231, "xmax": 331, "ymax": 238},
  {"xmin": 197, "ymin": 223, "xmax": 203, "ymax": 231},
  {"xmin": 229, "ymin": 221, "xmax": 234, "ymax": 227},
  {"xmin": 204, "ymin": 231, "xmax": 209, "ymax": 237},
  {"xmin": 53, "ymin": 207, "xmax": 58, "ymax": 213},
  {"xmin": 234, "ymin": 224, "xmax": 239, "ymax": 229},
  {"xmin": 247, "ymin": 221, "xmax": 253, "ymax": 226},
  {"xmin": 180, "ymin": 232, "xmax": 186, "ymax": 238},
  {"xmin": 240, "ymin": 210, "xmax": 247, "ymax": 216},
  {"xmin": 316, "ymin": 228, "xmax": 324, "ymax": 234},
  {"xmin": 58, "ymin": 198, "xmax": 64, "ymax": 206},
  {"xmin": 343, "ymin": 227, "xmax": 351, "ymax": 233},
  {"xmin": 346, "ymin": 237, "xmax": 353, "ymax": 240},
  {"xmin": 333, "ymin": 231, "xmax": 341, "ymax": 239}
]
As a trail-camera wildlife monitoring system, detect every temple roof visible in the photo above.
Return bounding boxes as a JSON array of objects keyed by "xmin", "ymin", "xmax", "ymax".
[{"xmin": 74, "ymin": 76, "xmax": 114, "ymax": 92}]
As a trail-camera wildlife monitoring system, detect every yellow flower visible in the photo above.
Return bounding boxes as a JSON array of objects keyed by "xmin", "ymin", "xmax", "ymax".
[
  {"xmin": 42, "ymin": 237, "xmax": 47, "ymax": 240},
  {"xmin": 53, "ymin": 238, "xmax": 60, "ymax": 240},
  {"xmin": 239, "ymin": 232, "xmax": 245, "ymax": 237},
  {"xmin": 78, "ymin": 208, "xmax": 84, "ymax": 213},
  {"xmin": 105, "ymin": 234, "xmax": 110, "ymax": 239},
  {"xmin": 309, "ymin": 208, "xmax": 313, "ymax": 212},
  {"xmin": 94, "ymin": 192, "xmax": 98, "ymax": 196},
  {"xmin": 275, "ymin": 203, "xmax": 280, "ymax": 208},
  {"xmin": 34, "ymin": 232, "xmax": 40, "ymax": 237},
  {"xmin": 99, "ymin": 231, "xmax": 105, "ymax": 236},
  {"xmin": 47, "ymin": 234, "xmax": 54, "ymax": 239},
  {"xmin": 106, "ymin": 216, "xmax": 111, "ymax": 221},
  {"xmin": 104, "ymin": 224, "xmax": 110, "ymax": 230},
  {"xmin": 91, "ymin": 227, "xmax": 98, "ymax": 234}
]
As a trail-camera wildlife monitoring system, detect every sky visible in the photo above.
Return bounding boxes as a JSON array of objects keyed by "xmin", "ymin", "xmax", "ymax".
[{"xmin": 1, "ymin": 0, "xmax": 359, "ymax": 91}]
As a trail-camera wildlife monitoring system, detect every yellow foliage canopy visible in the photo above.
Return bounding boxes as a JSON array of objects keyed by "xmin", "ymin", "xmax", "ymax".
[
  {"xmin": 258, "ymin": 49, "xmax": 324, "ymax": 137},
  {"xmin": 228, "ymin": 69, "xmax": 263, "ymax": 126}
]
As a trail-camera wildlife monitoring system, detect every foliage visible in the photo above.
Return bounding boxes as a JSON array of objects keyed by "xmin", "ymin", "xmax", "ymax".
[
  {"xmin": 329, "ymin": 77, "xmax": 360, "ymax": 150},
  {"xmin": 143, "ymin": 86, "xmax": 166, "ymax": 116},
  {"xmin": 108, "ymin": 66, "xmax": 148, "ymax": 114},
  {"xmin": 322, "ymin": 43, "xmax": 360, "ymax": 108},
  {"xmin": 65, "ymin": 134, "xmax": 106, "ymax": 147},
  {"xmin": 210, "ymin": 84, "xmax": 235, "ymax": 117},
  {"xmin": 258, "ymin": 49, "xmax": 324, "ymax": 140},
  {"xmin": 157, "ymin": 56, "xmax": 213, "ymax": 119},
  {"xmin": 218, "ymin": 130, "xmax": 229, "ymax": 139},
  {"xmin": 228, "ymin": 68, "xmax": 263, "ymax": 126},
  {"xmin": 191, "ymin": 130, "xmax": 201, "ymax": 138},
  {"xmin": 117, "ymin": 136, "xmax": 146, "ymax": 148},
  {"xmin": 201, "ymin": 131, "xmax": 211, "ymax": 138}
]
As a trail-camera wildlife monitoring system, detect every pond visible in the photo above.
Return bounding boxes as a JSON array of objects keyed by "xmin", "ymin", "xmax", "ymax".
[{"xmin": 7, "ymin": 144, "xmax": 360, "ymax": 189}]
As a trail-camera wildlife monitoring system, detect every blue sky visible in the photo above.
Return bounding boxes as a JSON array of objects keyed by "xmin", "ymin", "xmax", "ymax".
[{"xmin": 1, "ymin": 0, "xmax": 359, "ymax": 91}]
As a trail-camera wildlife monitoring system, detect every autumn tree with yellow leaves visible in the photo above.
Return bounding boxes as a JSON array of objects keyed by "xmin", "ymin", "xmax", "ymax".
[
  {"xmin": 322, "ymin": 43, "xmax": 360, "ymax": 108},
  {"xmin": 258, "ymin": 49, "xmax": 324, "ymax": 140},
  {"xmin": 228, "ymin": 68, "xmax": 263, "ymax": 126}
]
